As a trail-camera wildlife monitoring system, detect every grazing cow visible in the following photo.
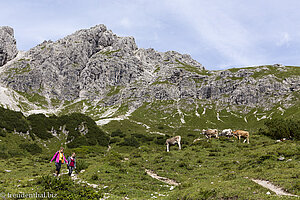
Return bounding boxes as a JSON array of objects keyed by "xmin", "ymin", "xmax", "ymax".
[
  {"xmin": 220, "ymin": 129, "xmax": 233, "ymax": 137},
  {"xmin": 166, "ymin": 136, "xmax": 181, "ymax": 152},
  {"xmin": 201, "ymin": 129, "xmax": 219, "ymax": 139},
  {"xmin": 233, "ymin": 130, "xmax": 250, "ymax": 143}
]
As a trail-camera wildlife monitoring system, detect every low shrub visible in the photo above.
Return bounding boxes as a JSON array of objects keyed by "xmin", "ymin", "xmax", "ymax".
[
  {"xmin": 9, "ymin": 148, "xmax": 25, "ymax": 157},
  {"xmin": 27, "ymin": 114, "xmax": 54, "ymax": 140},
  {"xmin": 19, "ymin": 143, "xmax": 42, "ymax": 155},
  {"xmin": 131, "ymin": 133, "xmax": 154, "ymax": 143},
  {"xmin": 75, "ymin": 159, "xmax": 90, "ymax": 173},
  {"xmin": 154, "ymin": 136, "xmax": 168, "ymax": 145},
  {"xmin": 111, "ymin": 129, "xmax": 125, "ymax": 137},
  {"xmin": 0, "ymin": 129, "xmax": 6, "ymax": 137},
  {"xmin": 109, "ymin": 137, "xmax": 120, "ymax": 144},
  {"xmin": 0, "ymin": 107, "xmax": 29, "ymax": 132},
  {"xmin": 170, "ymin": 187, "xmax": 217, "ymax": 200},
  {"xmin": 67, "ymin": 136, "xmax": 89, "ymax": 148},
  {"xmin": 35, "ymin": 175, "xmax": 103, "ymax": 199},
  {"xmin": 260, "ymin": 118, "xmax": 300, "ymax": 140},
  {"xmin": 105, "ymin": 151, "xmax": 123, "ymax": 167},
  {"xmin": 118, "ymin": 136, "xmax": 140, "ymax": 147},
  {"xmin": 91, "ymin": 174, "xmax": 99, "ymax": 180},
  {"xmin": 193, "ymin": 140, "xmax": 213, "ymax": 148},
  {"xmin": 0, "ymin": 144, "xmax": 9, "ymax": 159}
]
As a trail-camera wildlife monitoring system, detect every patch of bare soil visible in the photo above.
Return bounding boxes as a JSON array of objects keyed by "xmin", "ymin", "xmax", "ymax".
[
  {"xmin": 145, "ymin": 169, "xmax": 180, "ymax": 186},
  {"xmin": 251, "ymin": 179, "xmax": 299, "ymax": 197}
]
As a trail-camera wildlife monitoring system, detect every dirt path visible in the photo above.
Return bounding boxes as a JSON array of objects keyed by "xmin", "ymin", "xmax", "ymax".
[
  {"xmin": 60, "ymin": 169, "xmax": 100, "ymax": 189},
  {"xmin": 57, "ymin": 170, "xmax": 111, "ymax": 199},
  {"xmin": 145, "ymin": 169, "xmax": 180, "ymax": 186},
  {"xmin": 251, "ymin": 179, "xmax": 299, "ymax": 197}
]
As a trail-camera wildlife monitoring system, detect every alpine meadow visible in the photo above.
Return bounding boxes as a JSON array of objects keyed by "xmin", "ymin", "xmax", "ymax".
[{"xmin": 0, "ymin": 25, "xmax": 299, "ymax": 200}]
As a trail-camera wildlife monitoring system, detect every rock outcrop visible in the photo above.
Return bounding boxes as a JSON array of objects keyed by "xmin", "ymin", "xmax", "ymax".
[
  {"xmin": 0, "ymin": 26, "xmax": 18, "ymax": 66},
  {"xmin": 0, "ymin": 25, "xmax": 204, "ymax": 102},
  {"xmin": 0, "ymin": 24, "xmax": 299, "ymax": 114}
]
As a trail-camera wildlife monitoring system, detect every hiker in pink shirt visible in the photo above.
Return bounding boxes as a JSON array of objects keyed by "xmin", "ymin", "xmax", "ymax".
[{"xmin": 50, "ymin": 147, "xmax": 68, "ymax": 176}]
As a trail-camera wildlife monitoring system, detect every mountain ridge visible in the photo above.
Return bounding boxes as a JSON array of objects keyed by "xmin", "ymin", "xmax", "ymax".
[{"xmin": 0, "ymin": 25, "xmax": 299, "ymax": 131}]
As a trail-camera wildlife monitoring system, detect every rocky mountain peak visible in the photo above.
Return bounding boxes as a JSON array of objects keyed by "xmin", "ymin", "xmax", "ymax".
[
  {"xmin": 0, "ymin": 26, "xmax": 18, "ymax": 66},
  {"xmin": 0, "ymin": 24, "xmax": 204, "ymax": 101},
  {"xmin": 0, "ymin": 25, "xmax": 298, "ymax": 121}
]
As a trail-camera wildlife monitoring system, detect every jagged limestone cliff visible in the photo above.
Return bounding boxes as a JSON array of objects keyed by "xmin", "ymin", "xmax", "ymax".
[
  {"xmin": 0, "ymin": 26, "xmax": 18, "ymax": 66},
  {"xmin": 0, "ymin": 25, "xmax": 299, "ymax": 131}
]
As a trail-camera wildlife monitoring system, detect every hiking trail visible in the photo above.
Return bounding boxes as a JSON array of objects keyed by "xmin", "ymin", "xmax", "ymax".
[
  {"xmin": 251, "ymin": 179, "xmax": 299, "ymax": 197},
  {"xmin": 60, "ymin": 169, "xmax": 110, "ymax": 199},
  {"xmin": 145, "ymin": 169, "xmax": 180, "ymax": 186}
]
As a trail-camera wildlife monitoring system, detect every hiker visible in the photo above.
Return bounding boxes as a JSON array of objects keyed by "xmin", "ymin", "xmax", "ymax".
[
  {"xmin": 50, "ymin": 147, "xmax": 68, "ymax": 176},
  {"xmin": 67, "ymin": 152, "xmax": 76, "ymax": 176}
]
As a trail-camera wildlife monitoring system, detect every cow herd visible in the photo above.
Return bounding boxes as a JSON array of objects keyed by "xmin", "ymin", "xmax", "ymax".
[{"xmin": 166, "ymin": 129, "xmax": 250, "ymax": 152}]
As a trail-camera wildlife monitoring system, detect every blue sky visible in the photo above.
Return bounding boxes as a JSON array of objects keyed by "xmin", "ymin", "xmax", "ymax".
[{"xmin": 1, "ymin": 0, "xmax": 300, "ymax": 69}]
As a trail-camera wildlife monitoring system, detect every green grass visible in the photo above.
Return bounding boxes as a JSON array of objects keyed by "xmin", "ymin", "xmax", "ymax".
[
  {"xmin": 228, "ymin": 65, "xmax": 300, "ymax": 80},
  {"xmin": 59, "ymin": 99, "xmax": 91, "ymax": 115},
  {"xmin": 154, "ymin": 66, "xmax": 161, "ymax": 73},
  {"xmin": 0, "ymin": 123, "xmax": 299, "ymax": 199},
  {"xmin": 50, "ymin": 98, "xmax": 62, "ymax": 107},
  {"xmin": 16, "ymin": 91, "xmax": 48, "ymax": 108},
  {"xmin": 107, "ymin": 86, "xmax": 122, "ymax": 97},
  {"xmin": 226, "ymin": 65, "xmax": 300, "ymax": 81},
  {"xmin": 80, "ymin": 134, "xmax": 300, "ymax": 199},
  {"xmin": 128, "ymin": 100, "xmax": 269, "ymax": 138},
  {"xmin": 151, "ymin": 80, "xmax": 175, "ymax": 85},
  {"xmin": 228, "ymin": 67, "xmax": 249, "ymax": 73},
  {"xmin": 175, "ymin": 59, "xmax": 210, "ymax": 75},
  {"xmin": 228, "ymin": 76, "xmax": 244, "ymax": 80},
  {"xmin": 5, "ymin": 63, "xmax": 31, "ymax": 79},
  {"xmin": 99, "ymin": 49, "xmax": 121, "ymax": 56}
]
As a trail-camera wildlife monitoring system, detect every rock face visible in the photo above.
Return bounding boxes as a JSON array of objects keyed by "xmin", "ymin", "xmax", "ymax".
[
  {"xmin": 0, "ymin": 25, "xmax": 204, "ymax": 102},
  {"xmin": 0, "ymin": 24, "xmax": 299, "ymax": 114},
  {"xmin": 0, "ymin": 26, "xmax": 18, "ymax": 66}
]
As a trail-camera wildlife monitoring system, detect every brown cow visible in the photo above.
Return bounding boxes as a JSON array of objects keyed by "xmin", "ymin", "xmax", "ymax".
[
  {"xmin": 166, "ymin": 136, "xmax": 181, "ymax": 152},
  {"xmin": 202, "ymin": 129, "xmax": 219, "ymax": 139},
  {"xmin": 233, "ymin": 130, "xmax": 249, "ymax": 143}
]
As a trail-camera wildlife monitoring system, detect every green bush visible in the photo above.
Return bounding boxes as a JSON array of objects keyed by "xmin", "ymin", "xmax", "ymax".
[
  {"xmin": 9, "ymin": 148, "xmax": 25, "ymax": 157},
  {"xmin": 111, "ymin": 129, "xmax": 125, "ymax": 137},
  {"xmin": 0, "ymin": 129, "xmax": 6, "ymax": 137},
  {"xmin": 91, "ymin": 174, "xmax": 99, "ymax": 180},
  {"xmin": 0, "ymin": 144, "xmax": 9, "ymax": 159},
  {"xmin": 169, "ymin": 187, "xmax": 217, "ymax": 200},
  {"xmin": 67, "ymin": 136, "xmax": 89, "ymax": 148},
  {"xmin": 118, "ymin": 136, "xmax": 140, "ymax": 147},
  {"xmin": 75, "ymin": 159, "xmax": 89, "ymax": 173},
  {"xmin": 260, "ymin": 118, "xmax": 300, "ymax": 140},
  {"xmin": 105, "ymin": 151, "xmax": 123, "ymax": 167},
  {"xmin": 109, "ymin": 137, "xmax": 121, "ymax": 144},
  {"xmin": 27, "ymin": 114, "xmax": 54, "ymax": 140},
  {"xmin": 132, "ymin": 133, "xmax": 154, "ymax": 143},
  {"xmin": 35, "ymin": 175, "xmax": 103, "ymax": 199},
  {"xmin": 0, "ymin": 107, "xmax": 109, "ymax": 147},
  {"xmin": 19, "ymin": 143, "xmax": 42, "ymax": 155},
  {"xmin": 154, "ymin": 136, "xmax": 168, "ymax": 145},
  {"xmin": 0, "ymin": 107, "xmax": 29, "ymax": 132},
  {"xmin": 59, "ymin": 113, "xmax": 109, "ymax": 147}
]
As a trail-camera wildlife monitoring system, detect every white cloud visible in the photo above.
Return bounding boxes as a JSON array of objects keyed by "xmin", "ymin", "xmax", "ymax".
[
  {"xmin": 164, "ymin": 0, "xmax": 267, "ymax": 67},
  {"xmin": 276, "ymin": 32, "xmax": 290, "ymax": 47},
  {"xmin": 2, "ymin": 0, "xmax": 300, "ymax": 69},
  {"xmin": 119, "ymin": 17, "xmax": 132, "ymax": 29}
]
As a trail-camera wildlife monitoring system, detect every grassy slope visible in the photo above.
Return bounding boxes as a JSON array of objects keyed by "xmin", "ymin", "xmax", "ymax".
[
  {"xmin": 0, "ymin": 65, "xmax": 299, "ymax": 199},
  {"xmin": 1, "ymin": 130, "xmax": 298, "ymax": 199},
  {"xmin": 98, "ymin": 119, "xmax": 300, "ymax": 199}
]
